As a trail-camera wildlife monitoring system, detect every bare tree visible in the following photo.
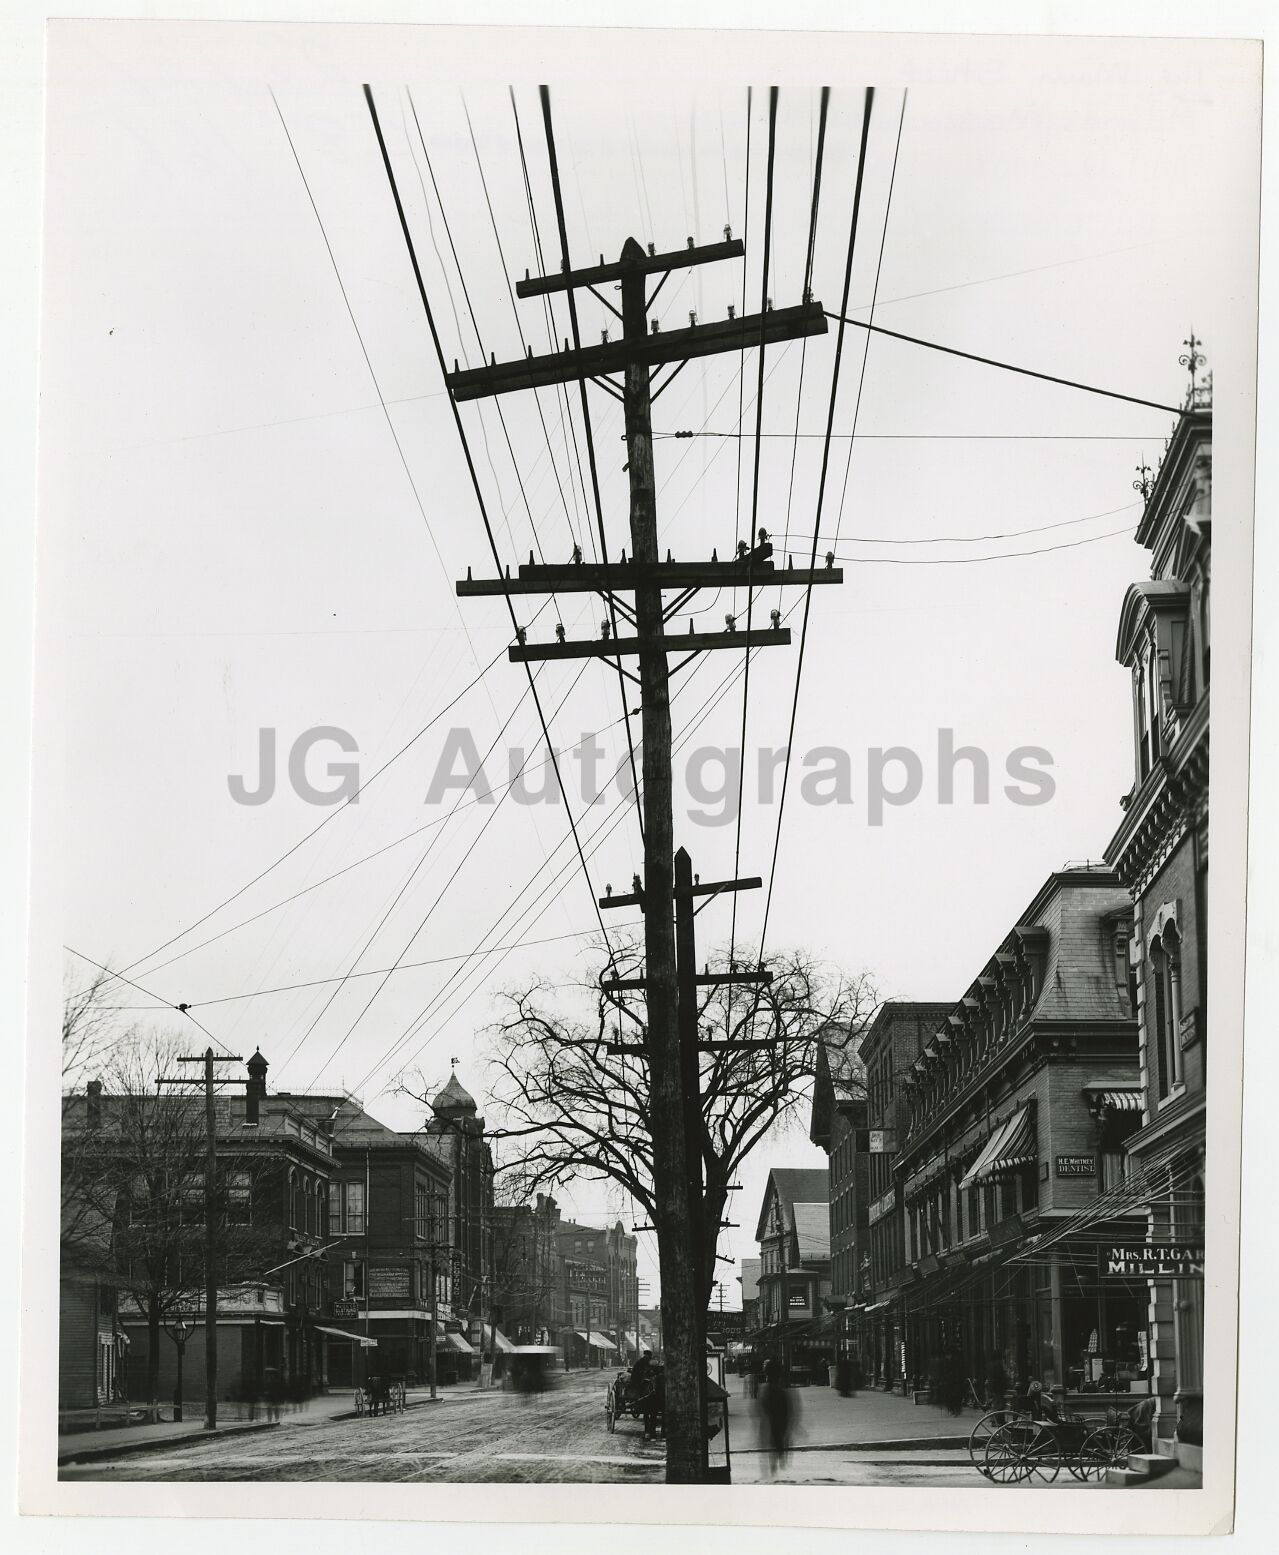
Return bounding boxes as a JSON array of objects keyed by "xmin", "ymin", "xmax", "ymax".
[{"xmin": 403, "ymin": 935, "xmax": 874, "ymax": 1312}]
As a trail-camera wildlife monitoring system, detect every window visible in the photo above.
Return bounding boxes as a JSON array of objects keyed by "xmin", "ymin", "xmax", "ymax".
[
  {"xmin": 344, "ymin": 1260, "xmax": 365, "ymax": 1299},
  {"xmin": 1150, "ymin": 922, "xmax": 1185, "ymax": 1101},
  {"xmin": 329, "ymin": 1179, "xmax": 342, "ymax": 1233},
  {"xmin": 226, "ymin": 1169, "xmax": 252, "ymax": 1225},
  {"xmin": 345, "ymin": 1180, "xmax": 366, "ymax": 1235},
  {"xmin": 288, "ymin": 1170, "xmax": 299, "ymax": 1230}
]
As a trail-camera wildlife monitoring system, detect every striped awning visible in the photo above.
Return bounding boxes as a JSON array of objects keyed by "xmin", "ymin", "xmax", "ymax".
[
  {"xmin": 1083, "ymin": 1083, "xmax": 1143, "ymax": 1113},
  {"xmin": 958, "ymin": 1105, "xmax": 1036, "ymax": 1189}
]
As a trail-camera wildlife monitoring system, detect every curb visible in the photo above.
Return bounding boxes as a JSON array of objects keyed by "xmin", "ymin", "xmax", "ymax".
[
  {"xmin": 58, "ymin": 1419, "xmax": 279, "ymax": 1468},
  {"xmin": 735, "ymin": 1435, "xmax": 970, "ymax": 1455}
]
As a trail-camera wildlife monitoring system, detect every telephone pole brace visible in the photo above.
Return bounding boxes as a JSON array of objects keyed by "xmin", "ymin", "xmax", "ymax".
[{"xmin": 447, "ymin": 199, "xmax": 839, "ymax": 1479}]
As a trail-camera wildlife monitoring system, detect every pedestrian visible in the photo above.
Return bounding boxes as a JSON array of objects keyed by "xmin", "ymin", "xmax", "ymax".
[
  {"xmin": 757, "ymin": 1366, "xmax": 796, "ymax": 1476},
  {"xmin": 940, "ymin": 1346, "xmax": 966, "ymax": 1416},
  {"xmin": 836, "ymin": 1351, "xmax": 852, "ymax": 1397},
  {"xmin": 986, "ymin": 1351, "xmax": 1009, "ymax": 1415}
]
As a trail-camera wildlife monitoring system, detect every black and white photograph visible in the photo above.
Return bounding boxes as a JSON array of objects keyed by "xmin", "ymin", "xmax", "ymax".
[{"xmin": 14, "ymin": 8, "xmax": 1263, "ymax": 1539}]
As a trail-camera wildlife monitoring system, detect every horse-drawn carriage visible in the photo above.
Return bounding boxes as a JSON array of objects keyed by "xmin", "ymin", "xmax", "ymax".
[
  {"xmin": 605, "ymin": 1362, "xmax": 664, "ymax": 1441},
  {"xmin": 354, "ymin": 1375, "xmax": 407, "ymax": 1417}
]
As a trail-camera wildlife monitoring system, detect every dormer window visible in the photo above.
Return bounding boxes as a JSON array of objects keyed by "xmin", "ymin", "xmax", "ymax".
[{"xmin": 1136, "ymin": 641, "xmax": 1160, "ymax": 779}]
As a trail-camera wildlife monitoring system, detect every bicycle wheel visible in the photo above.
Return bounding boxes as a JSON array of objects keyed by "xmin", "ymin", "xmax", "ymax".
[{"xmin": 968, "ymin": 1410, "xmax": 1009, "ymax": 1477}]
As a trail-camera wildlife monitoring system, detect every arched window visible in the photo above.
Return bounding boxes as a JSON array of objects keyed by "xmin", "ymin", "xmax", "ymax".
[
  {"xmin": 1149, "ymin": 920, "xmax": 1185, "ymax": 1101},
  {"xmin": 288, "ymin": 1169, "xmax": 299, "ymax": 1230}
]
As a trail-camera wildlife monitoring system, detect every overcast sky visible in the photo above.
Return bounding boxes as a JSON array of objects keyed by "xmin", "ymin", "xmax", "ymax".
[{"xmin": 41, "ymin": 23, "xmax": 1259, "ymax": 1302}]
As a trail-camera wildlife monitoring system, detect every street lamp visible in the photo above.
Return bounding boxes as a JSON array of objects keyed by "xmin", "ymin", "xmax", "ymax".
[{"xmin": 165, "ymin": 1316, "xmax": 194, "ymax": 1423}]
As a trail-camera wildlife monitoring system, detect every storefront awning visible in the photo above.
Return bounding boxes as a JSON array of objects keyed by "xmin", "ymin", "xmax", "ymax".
[
  {"xmin": 1085, "ymin": 1085, "xmax": 1143, "ymax": 1112},
  {"xmin": 314, "ymin": 1325, "xmax": 378, "ymax": 1348},
  {"xmin": 480, "ymin": 1323, "xmax": 516, "ymax": 1353},
  {"xmin": 442, "ymin": 1331, "xmax": 474, "ymax": 1353},
  {"xmin": 958, "ymin": 1105, "xmax": 1036, "ymax": 1189},
  {"xmin": 586, "ymin": 1331, "xmax": 618, "ymax": 1352}
]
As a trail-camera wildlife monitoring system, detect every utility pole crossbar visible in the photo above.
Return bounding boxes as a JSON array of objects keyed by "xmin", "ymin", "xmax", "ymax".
[
  {"xmin": 515, "ymin": 238, "xmax": 745, "ymax": 296},
  {"xmin": 509, "ymin": 627, "xmax": 789, "ymax": 663},
  {"xmin": 601, "ymin": 971, "xmax": 773, "ymax": 992},
  {"xmin": 457, "ymin": 562, "xmax": 841, "ymax": 597},
  {"xmin": 600, "ymin": 875, "xmax": 761, "ymax": 910},
  {"xmin": 447, "ymin": 302, "xmax": 826, "ymax": 401}
]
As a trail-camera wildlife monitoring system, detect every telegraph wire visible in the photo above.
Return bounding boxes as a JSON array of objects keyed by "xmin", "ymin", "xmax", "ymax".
[
  {"xmin": 822, "ymin": 312, "xmax": 1185, "ymax": 416},
  {"xmin": 752, "ymin": 498, "xmax": 1141, "ymax": 546},
  {"xmin": 757, "ymin": 85, "xmax": 880, "ymax": 964},
  {"xmin": 272, "ymin": 656, "xmax": 561, "ymax": 1080},
  {"xmin": 831, "ymin": 88, "xmax": 908, "ymax": 550},
  {"xmin": 268, "ymin": 89, "xmax": 479, "ymax": 666},
  {"xmin": 784, "ymin": 523, "xmax": 1135, "ymax": 566},
  {"xmin": 136, "ymin": 696, "xmax": 631, "ymax": 984},
  {"xmin": 346, "ymin": 612, "xmax": 797, "ymax": 1099},
  {"xmin": 363, "ymin": 83, "xmax": 614, "ymax": 960},
  {"xmin": 118, "ymin": 642, "xmax": 510, "ymax": 981},
  {"xmin": 64, "ymin": 946, "xmax": 233, "ymax": 1056},
  {"xmin": 308, "ymin": 660, "xmax": 595, "ymax": 1085},
  {"xmin": 538, "ymin": 85, "xmax": 645, "ymax": 849},
  {"xmin": 729, "ymin": 84, "xmax": 783, "ymax": 995}
]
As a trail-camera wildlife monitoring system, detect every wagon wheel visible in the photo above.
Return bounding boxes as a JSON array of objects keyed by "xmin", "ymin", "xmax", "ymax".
[
  {"xmin": 967, "ymin": 1410, "xmax": 1011, "ymax": 1478},
  {"xmin": 984, "ymin": 1419, "xmax": 1060, "ymax": 1484},
  {"xmin": 1074, "ymin": 1424, "xmax": 1139, "ymax": 1482},
  {"xmin": 605, "ymin": 1390, "xmax": 616, "ymax": 1433},
  {"xmin": 354, "ymin": 1387, "xmax": 365, "ymax": 1416}
]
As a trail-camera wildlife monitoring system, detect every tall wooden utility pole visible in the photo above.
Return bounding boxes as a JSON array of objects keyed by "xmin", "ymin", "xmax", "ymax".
[
  {"xmin": 167, "ymin": 1049, "xmax": 244, "ymax": 1431},
  {"xmin": 446, "ymin": 208, "xmax": 840, "ymax": 1478}
]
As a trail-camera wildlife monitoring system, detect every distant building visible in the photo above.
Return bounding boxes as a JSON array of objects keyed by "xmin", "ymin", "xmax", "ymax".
[
  {"xmin": 809, "ymin": 1024, "xmax": 869, "ymax": 1362},
  {"xmin": 737, "ymin": 1257, "xmax": 762, "ymax": 1332},
  {"xmin": 491, "ymin": 1192, "xmax": 563, "ymax": 1344},
  {"xmin": 554, "ymin": 1218, "xmax": 638, "ymax": 1366},
  {"xmin": 425, "ymin": 1070, "xmax": 494, "ymax": 1356},
  {"xmin": 752, "ymin": 1167, "xmax": 832, "ymax": 1377}
]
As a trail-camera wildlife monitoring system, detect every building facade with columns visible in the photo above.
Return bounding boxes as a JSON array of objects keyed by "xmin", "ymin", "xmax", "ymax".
[{"xmin": 1104, "ymin": 380, "xmax": 1211, "ymax": 1465}]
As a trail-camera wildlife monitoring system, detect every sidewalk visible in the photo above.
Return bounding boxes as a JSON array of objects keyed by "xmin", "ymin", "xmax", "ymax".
[
  {"xmin": 57, "ymin": 1382, "xmax": 487, "ymax": 1466},
  {"xmin": 726, "ymin": 1378, "xmax": 982, "ymax": 1453}
]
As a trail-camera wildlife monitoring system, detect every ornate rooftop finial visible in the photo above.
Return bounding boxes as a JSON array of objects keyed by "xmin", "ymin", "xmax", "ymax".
[
  {"xmin": 1179, "ymin": 331, "xmax": 1207, "ymax": 407},
  {"xmin": 1133, "ymin": 458, "xmax": 1154, "ymax": 502}
]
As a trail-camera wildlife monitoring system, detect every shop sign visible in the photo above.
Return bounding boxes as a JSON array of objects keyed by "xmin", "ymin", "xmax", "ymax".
[
  {"xmin": 368, "ymin": 1265, "xmax": 411, "ymax": 1301},
  {"xmin": 1101, "ymin": 1244, "xmax": 1204, "ymax": 1279},
  {"xmin": 1056, "ymin": 1154, "xmax": 1097, "ymax": 1177},
  {"xmin": 332, "ymin": 1297, "xmax": 358, "ymax": 1318},
  {"xmin": 789, "ymin": 1286, "xmax": 808, "ymax": 1309}
]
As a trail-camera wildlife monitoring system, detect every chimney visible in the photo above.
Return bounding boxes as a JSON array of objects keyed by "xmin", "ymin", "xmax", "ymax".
[
  {"xmin": 86, "ymin": 1079, "xmax": 102, "ymax": 1129},
  {"xmin": 245, "ymin": 1047, "xmax": 268, "ymax": 1125}
]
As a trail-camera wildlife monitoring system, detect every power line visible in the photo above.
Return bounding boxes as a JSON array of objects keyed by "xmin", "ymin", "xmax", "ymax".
[
  {"xmin": 272, "ymin": 658, "xmax": 555, "ymax": 1080},
  {"xmin": 63, "ymin": 946, "xmax": 233, "ymax": 1055},
  {"xmin": 785, "ymin": 500, "xmax": 1140, "ymax": 546},
  {"xmin": 758, "ymin": 85, "xmax": 880, "ymax": 960},
  {"xmin": 823, "ymin": 311, "xmax": 1185, "ymax": 415},
  {"xmin": 536, "ymin": 85, "xmax": 645, "ymax": 849},
  {"xmin": 268, "ymin": 89, "xmax": 479, "ymax": 665},
  {"xmin": 788, "ymin": 522, "xmax": 1134, "ymax": 566},
  {"xmin": 119, "ymin": 642, "xmax": 509, "ymax": 981},
  {"xmin": 362, "ymin": 83, "xmax": 615, "ymax": 964}
]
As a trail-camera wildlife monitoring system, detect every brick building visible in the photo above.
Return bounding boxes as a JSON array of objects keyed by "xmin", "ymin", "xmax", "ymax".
[
  {"xmin": 1104, "ymin": 386, "xmax": 1210, "ymax": 1465},
  {"xmin": 855, "ymin": 1001, "xmax": 952, "ymax": 1390},
  {"xmin": 61, "ymin": 1049, "xmax": 337, "ymax": 1410},
  {"xmin": 280, "ymin": 1088, "xmax": 455, "ymax": 1387},
  {"xmin": 809, "ymin": 1027, "xmax": 869, "ymax": 1333},
  {"xmin": 491, "ymin": 1192, "xmax": 564, "ymax": 1344},
  {"xmin": 424, "ymin": 1071, "xmax": 494, "ymax": 1355},
  {"xmin": 554, "ymin": 1218, "xmax": 638, "ymax": 1365},
  {"xmin": 891, "ymin": 869, "xmax": 1143, "ymax": 1400}
]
